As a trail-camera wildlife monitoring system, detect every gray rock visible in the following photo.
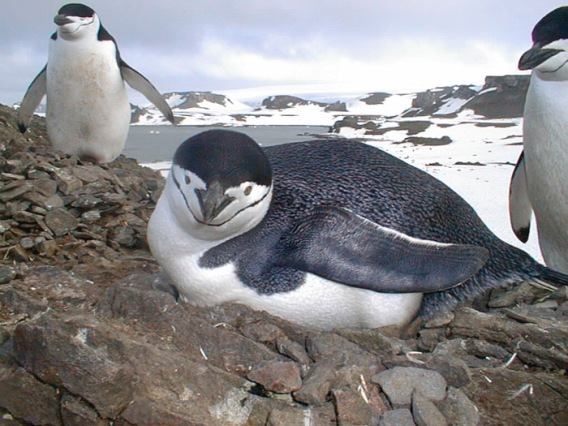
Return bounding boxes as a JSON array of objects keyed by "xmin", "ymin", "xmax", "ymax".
[
  {"xmin": 426, "ymin": 355, "xmax": 471, "ymax": 388},
  {"xmin": 372, "ymin": 367, "xmax": 447, "ymax": 408},
  {"xmin": 0, "ymin": 265, "xmax": 16, "ymax": 284},
  {"xmin": 379, "ymin": 408, "xmax": 416, "ymax": 426},
  {"xmin": 438, "ymin": 387, "xmax": 479, "ymax": 426},
  {"xmin": 276, "ymin": 337, "xmax": 311, "ymax": 365},
  {"xmin": 44, "ymin": 208, "xmax": 78, "ymax": 236},
  {"xmin": 247, "ymin": 359, "xmax": 302, "ymax": 394},
  {"xmin": 293, "ymin": 362, "xmax": 335, "ymax": 405},
  {"xmin": 412, "ymin": 390, "xmax": 448, "ymax": 426}
]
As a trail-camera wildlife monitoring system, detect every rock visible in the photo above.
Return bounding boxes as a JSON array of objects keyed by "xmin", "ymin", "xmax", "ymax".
[
  {"xmin": 276, "ymin": 337, "xmax": 311, "ymax": 365},
  {"xmin": 293, "ymin": 362, "xmax": 335, "ymax": 405},
  {"xmin": 44, "ymin": 208, "xmax": 78, "ymax": 236},
  {"xmin": 332, "ymin": 387, "xmax": 376, "ymax": 425},
  {"xmin": 60, "ymin": 393, "xmax": 106, "ymax": 426},
  {"xmin": 426, "ymin": 355, "xmax": 472, "ymax": 388},
  {"xmin": 438, "ymin": 387, "xmax": 479, "ymax": 426},
  {"xmin": 379, "ymin": 408, "xmax": 416, "ymax": 426},
  {"xmin": 0, "ymin": 266, "xmax": 16, "ymax": 284},
  {"xmin": 241, "ymin": 320, "xmax": 285, "ymax": 343},
  {"xmin": 247, "ymin": 360, "xmax": 302, "ymax": 394},
  {"xmin": 12, "ymin": 318, "xmax": 135, "ymax": 419},
  {"xmin": 372, "ymin": 367, "xmax": 447, "ymax": 408},
  {"xmin": 412, "ymin": 390, "xmax": 448, "ymax": 426},
  {"xmin": 0, "ymin": 354, "xmax": 61, "ymax": 426}
]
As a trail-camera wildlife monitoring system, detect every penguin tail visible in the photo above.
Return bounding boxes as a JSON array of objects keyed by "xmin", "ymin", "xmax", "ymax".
[{"xmin": 530, "ymin": 265, "xmax": 568, "ymax": 291}]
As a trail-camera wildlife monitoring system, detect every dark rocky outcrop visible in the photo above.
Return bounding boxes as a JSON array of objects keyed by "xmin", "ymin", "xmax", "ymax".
[
  {"xmin": 261, "ymin": 95, "xmax": 327, "ymax": 109},
  {"xmin": 463, "ymin": 75, "xmax": 530, "ymax": 119}
]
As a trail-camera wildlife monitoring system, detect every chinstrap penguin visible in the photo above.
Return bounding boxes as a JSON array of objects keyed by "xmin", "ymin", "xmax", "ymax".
[
  {"xmin": 509, "ymin": 6, "xmax": 568, "ymax": 273},
  {"xmin": 148, "ymin": 130, "xmax": 568, "ymax": 330},
  {"xmin": 18, "ymin": 3, "xmax": 175, "ymax": 164}
]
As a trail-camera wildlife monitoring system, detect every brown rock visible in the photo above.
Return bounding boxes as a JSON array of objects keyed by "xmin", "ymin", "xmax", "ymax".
[{"xmin": 247, "ymin": 360, "xmax": 302, "ymax": 394}]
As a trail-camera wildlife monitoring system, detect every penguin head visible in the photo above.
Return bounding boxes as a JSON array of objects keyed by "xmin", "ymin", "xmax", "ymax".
[
  {"xmin": 53, "ymin": 3, "xmax": 100, "ymax": 41},
  {"xmin": 519, "ymin": 7, "xmax": 568, "ymax": 79},
  {"xmin": 165, "ymin": 130, "xmax": 273, "ymax": 241}
]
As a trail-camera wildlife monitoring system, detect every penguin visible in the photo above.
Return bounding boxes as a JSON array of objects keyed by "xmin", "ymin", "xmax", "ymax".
[
  {"xmin": 509, "ymin": 6, "xmax": 568, "ymax": 273},
  {"xmin": 148, "ymin": 130, "xmax": 568, "ymax": 330},
  {"xmin": 17, "ymin": 3, "xmax": 175, "ymax": 164}
]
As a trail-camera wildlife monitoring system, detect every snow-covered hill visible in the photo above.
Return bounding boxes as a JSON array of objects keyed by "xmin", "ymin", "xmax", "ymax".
[{"xmin": 131, "ymin": 75, "xmax": 530, "ymax": 127}]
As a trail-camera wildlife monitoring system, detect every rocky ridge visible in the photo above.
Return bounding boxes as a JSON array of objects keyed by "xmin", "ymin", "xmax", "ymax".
[{"xmin": 0, "ymin": 104, "xmax": 566, "ymax": 425}]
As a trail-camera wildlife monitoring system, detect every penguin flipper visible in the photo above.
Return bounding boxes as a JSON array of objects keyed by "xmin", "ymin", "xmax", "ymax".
[
  {"xmin": 17, "ymin": 65, "xmax": 47, "ymax": 133},
  {"xmin": 509, "ymin": 150, "xmax": 532, "ymax": 242},
  {"xmin": 278, "ymin": 206, "xmax": 489, "ymax": 294},
  {"xmin": 120, "ymin": 61, "xmax": 175, "ymax": 124}
]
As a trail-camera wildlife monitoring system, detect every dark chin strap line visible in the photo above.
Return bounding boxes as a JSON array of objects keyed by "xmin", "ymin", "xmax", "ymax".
[{"xmin": 172, "ymin": 172, "xmax": 271, "ymax": 228}]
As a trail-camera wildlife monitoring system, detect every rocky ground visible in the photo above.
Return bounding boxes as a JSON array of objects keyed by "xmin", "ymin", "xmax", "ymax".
[{"xmin": 0, "ymin": 104, "xmax": 566, "ymax": 426}]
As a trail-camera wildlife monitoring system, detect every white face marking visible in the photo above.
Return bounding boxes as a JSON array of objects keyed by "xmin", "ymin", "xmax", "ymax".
[
  {"xmin": 57, "ymin": 14, "xmax": 98, "ymax": 40},
  {"xmin": 533, "ymin": 39, "xmax": 568, "ymax": 79},
  {"xmin": 167, "ymin": 164, "xmax": 272, "ymax": 241}
]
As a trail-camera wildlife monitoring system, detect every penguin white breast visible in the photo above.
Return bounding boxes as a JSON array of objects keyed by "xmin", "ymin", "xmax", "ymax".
[{"xmin": 46, "ymin": 38, "xmax": 131, "ymax": 162}]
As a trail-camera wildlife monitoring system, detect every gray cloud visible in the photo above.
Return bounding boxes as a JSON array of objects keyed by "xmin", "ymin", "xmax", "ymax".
[{"xmin": 1, "ymin": 1, "xmax": 565, "ymax": 105}]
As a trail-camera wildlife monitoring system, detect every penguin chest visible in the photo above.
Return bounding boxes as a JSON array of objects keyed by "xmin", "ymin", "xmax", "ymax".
[{"xmin": 46, "ymin": 40, "xmax": 130, "ymax": 161}]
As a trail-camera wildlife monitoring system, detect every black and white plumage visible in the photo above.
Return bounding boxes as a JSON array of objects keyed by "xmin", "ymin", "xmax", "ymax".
[
  {"xmin": 18, "ymin": 3, "xmax": 174, "ymax": 164},
  {"xmin": 509, "ymin": 6, "xmax": 568, "ymax": 273},
  {"xmin": 149, "ymin": 130, "xmax": 568, "ymax": 330}
]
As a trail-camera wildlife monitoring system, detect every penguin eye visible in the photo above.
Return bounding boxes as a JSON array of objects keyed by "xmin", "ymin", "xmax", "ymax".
[
  {"xmin": 184, "ymin": 175, "xmax": 191, "ymax": 185},
  {"xmin": 244, "ymin": 185, "xmax": 252, "ymax": 196}
]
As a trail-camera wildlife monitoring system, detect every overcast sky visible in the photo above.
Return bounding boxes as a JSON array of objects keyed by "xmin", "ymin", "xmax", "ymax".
[{"xmin": 1, "ymin": 1, "xmax": 566, "ymax": 105}]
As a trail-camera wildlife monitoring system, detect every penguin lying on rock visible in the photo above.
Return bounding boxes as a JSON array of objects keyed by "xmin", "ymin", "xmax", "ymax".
[
  {"xmin": 18, "ymin": 3, "xmax": 174, "ymax": 164},
  {"xmin": 149, "ymin": 130, "xmax": 568, "ymax": 330},
  {"xmin": 509, "ymin": 6, "xmax": 568, "ymax": 273}
]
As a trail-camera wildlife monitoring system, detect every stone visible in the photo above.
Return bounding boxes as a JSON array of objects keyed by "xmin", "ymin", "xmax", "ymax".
[
  {"xmin": 266, "ymin": 406, "xmax": 313, "ymax": 426},
  {"xmin": 438, "ymin": 387, "xmax": 479, "ymax": 426},
  {"xmin": 241, "ymin": 320, "xmax": 285, "ymax": 343},
  {"xmin": 293, "ymin": 362, "xmax": 335, "ymax": 405},
  {"xmin": 0, "ymin": 265, "xmax": 16, "ymax": 284},
  {"xmin": 426, "ymin": 355, "xmax": 471, "ymax": 388},
  {"xmin": 379, "ymin": 408, "xmax": 416, "ymax": 426},
  {"xmin": 12, "ymin": 319, "xmax": 135, "ymax": 419},
  {"xmin": 247, "ymin": 360, "xmax": 302, "ymax": 394},
  {"xmin": 412, "ymin": 390, "xmax": 448, "ymax": 426},
  {"xmin": 44, "ymin": 208, "xmax": 78, "ymax": 236},
  {"xmin": 60, "ymin": 393, "xmax": 106, "ymax": 426},
  {"xmin": 0, "ymin": 355, "xmax": 60, "ymax": 426},
  {"xmin": 332, "ymin": 387, "xmax": 375, "ymax": 425},
  {"xmin": 372, "ymin": 367, "xmax": 447, "ymax": 408},
  {"xmin": 276, "ymin": 337, "xmax": 311, "ymax": 365}
]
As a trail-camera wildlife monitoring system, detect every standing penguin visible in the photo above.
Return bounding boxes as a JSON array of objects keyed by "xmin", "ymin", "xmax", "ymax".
[
  {"xmin": 148, "ymin": 130, "xmax": 568, "ymax": 330},
  {"xmin": 17, "ymin": 3, "xmax": 175, "ymax": 164},
  {"xmin": 509, "ymin": 6, "xmax": 568, "ymax": 273}
]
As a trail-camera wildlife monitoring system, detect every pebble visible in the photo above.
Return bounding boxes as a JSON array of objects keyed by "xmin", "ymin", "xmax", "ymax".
[
  {"xmin": 412, "ymin": 390, "xmax": 448, "ymax": 426},
  {"xmin": 247, "ymin": 360, "xmax": 302, "ymax": 394},
  {"xmin": 0, "ymin": 265, "xmax": 16, "ymax": 284},
  {"xmin": 379, "ymin": 408, "xmax": 416, "ymax": 426},
  {"xmin": 372, "ymin": 367, "xmax": 447, "ymax": 407}
]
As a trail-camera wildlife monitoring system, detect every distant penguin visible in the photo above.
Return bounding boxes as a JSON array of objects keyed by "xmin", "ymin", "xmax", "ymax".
[
  {"xmin": 509, "ymin": 6, "xmax": 568, "ymax": 273},
  {"xmin": 148, "ymin": 130, "xmax": 568, "ymax": 330},
  {"xmin": 18, "ymin": 3, "xmax": 175, "ymax": 164}
]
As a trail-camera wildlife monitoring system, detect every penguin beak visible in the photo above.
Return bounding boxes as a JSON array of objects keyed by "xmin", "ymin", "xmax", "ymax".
[
  {"xmin": 518, "ymin": 46, "xmax": 563, "ymax": 70},
  {"xmin": 195, "ymin": 181, "xmax": 235, "ymax": 224},
  {"xmin": 54, "ymin": 14, "xmax": 74, "ymax": 26}
]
